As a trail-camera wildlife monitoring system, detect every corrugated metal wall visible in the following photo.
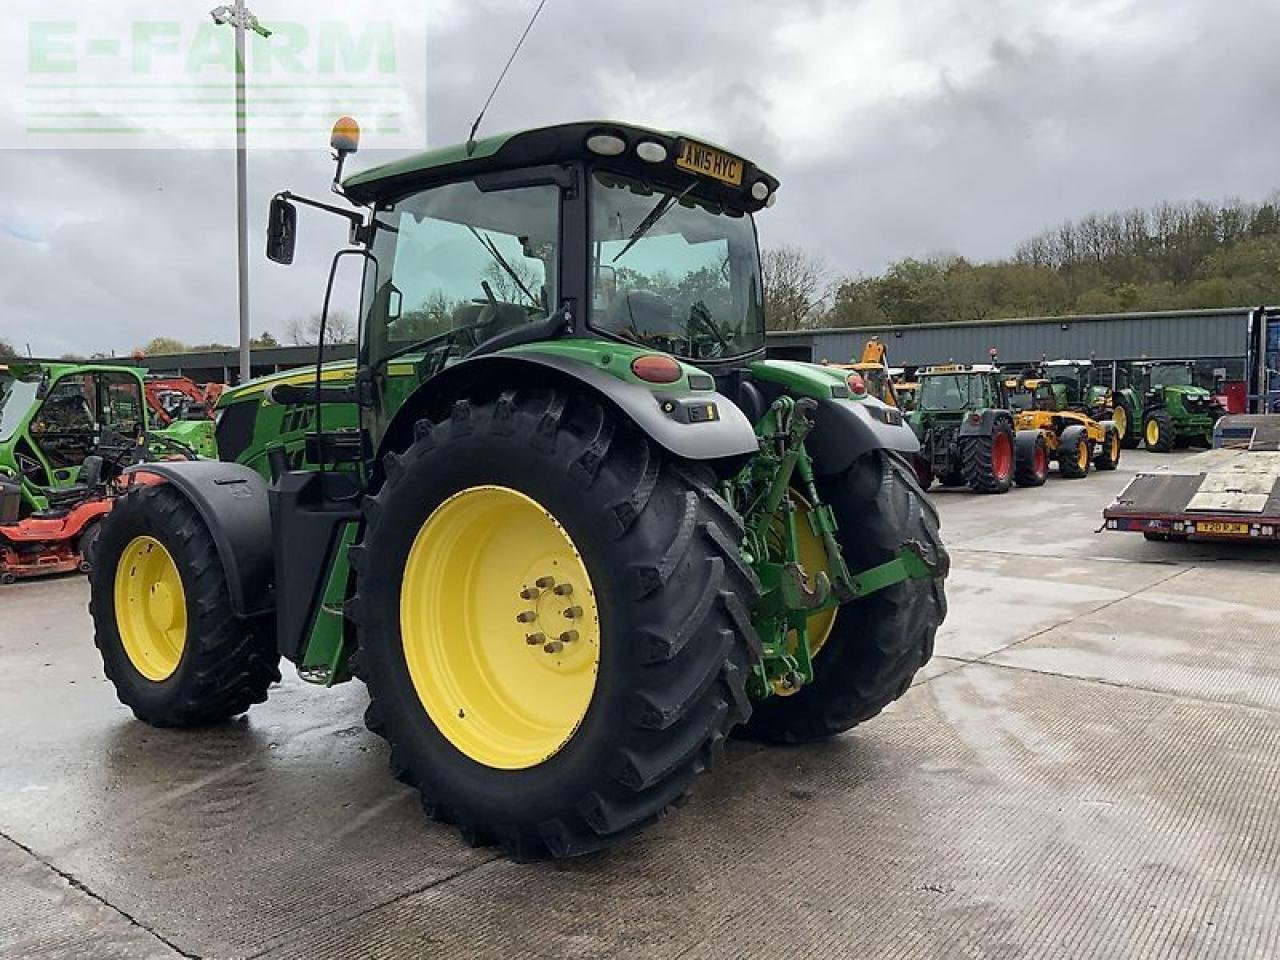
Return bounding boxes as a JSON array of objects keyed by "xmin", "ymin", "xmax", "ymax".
[{"xmin": 770, "ymin": 309, "xmax": 1254, "ymax": 367}]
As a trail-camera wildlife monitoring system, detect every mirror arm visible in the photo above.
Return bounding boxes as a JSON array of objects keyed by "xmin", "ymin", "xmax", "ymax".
[{"xmin": 277, "ymin": 191, "xmax": 370, "ymax": 242}]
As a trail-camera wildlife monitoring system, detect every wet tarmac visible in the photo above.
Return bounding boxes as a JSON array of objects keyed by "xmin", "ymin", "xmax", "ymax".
[{"xmin": 2, "ymin": 449, "xmax": 1277, "ymax": 959}]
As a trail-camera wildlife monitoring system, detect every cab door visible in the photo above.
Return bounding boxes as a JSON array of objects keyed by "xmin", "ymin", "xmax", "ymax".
[{"xmin": 25, "ymin": 371, "xmax": 98, "ymax": 488}]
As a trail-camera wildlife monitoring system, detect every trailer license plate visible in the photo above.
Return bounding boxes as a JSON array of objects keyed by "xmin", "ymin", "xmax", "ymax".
[
  {"xmin": 675, "ymin": 140, "xmax": 743, "ymax": 186},
  {"xmin": 1195, "ymin": 521, "xmax": 1250, "ymax": 536}
]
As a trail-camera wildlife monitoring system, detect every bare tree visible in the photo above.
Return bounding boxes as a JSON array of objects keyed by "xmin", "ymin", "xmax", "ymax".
[
  {"xmin": 761, "ymin": 245, "xmax": 829, "ymax": 330},
  {"xmin": 0, "ymin": 338, "xmax": 16, "ymax": 358},
  {"xmin": 285, "ymin": 311, "xmax": 356, "ymax": 345}
]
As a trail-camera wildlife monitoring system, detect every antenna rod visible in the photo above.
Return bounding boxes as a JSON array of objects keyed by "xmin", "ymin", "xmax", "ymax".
[{"xmin": 466, "ymin": 0, "xmax": 551, "ymax": 153}]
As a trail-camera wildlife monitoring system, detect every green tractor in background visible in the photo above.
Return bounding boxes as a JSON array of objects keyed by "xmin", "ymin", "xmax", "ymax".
[
  {"xmin": 1128, "ymin": 360, "xmax": 1224, "ymax": 451},
  {"xmin": 907, "ymin": 362, "xmax": 1026, "ymax": 493},
  {"xmin": 1039, "ymin": 359, "xmax": 1140, "ymax": 448},
  {"xmin": 88, "ymin": 120, "xmax": 948, "ymax": 859}
]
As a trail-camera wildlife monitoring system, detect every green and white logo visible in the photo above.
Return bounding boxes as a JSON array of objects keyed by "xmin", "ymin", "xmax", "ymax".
[{"xmin": 7, "ymin": 0, "xmax": 426, "ymax": 148}]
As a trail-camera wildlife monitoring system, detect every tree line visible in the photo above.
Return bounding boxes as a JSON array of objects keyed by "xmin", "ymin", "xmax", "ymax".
[{"xmin": 764, "ymin": 191, "xmax": 1280, "ymax": 330}]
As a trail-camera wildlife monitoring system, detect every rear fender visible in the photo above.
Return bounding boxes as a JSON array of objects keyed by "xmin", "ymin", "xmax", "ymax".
[
  {"xmin": 376, "ymin": 352, "xmax": 760, "ymax": 477},
  {"xmin": 958, "ymin": 409, "xmax": 1007, "ymax": 438},
  {"xmin": 748, "ymin": 359, "xmax": 920, "ymax": 476},
  {"xmin": 123, "ymin": 461, "xmax": 273, "ymax": 618}
]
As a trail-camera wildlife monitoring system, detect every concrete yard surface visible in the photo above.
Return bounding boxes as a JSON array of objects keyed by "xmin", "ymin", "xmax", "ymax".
[{"xmin": 1, "ymin": 449, "xmax": 1277, "ymax": 959}]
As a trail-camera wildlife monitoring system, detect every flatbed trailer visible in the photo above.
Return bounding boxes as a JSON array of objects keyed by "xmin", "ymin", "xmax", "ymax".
[{"xmin": 1103, "ymin": 415, "xmax": 1280, "ymax": 542}]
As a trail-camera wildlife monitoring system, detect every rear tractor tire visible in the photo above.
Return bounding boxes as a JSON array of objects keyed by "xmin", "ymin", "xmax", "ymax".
[
  {"xmin": 1013, "ymin": 430, "xmax": 1050, "ymax": 488},
  {"xmin": 1094, "ymin": 423, "xmax": 1122, "ymax": 471},
  {"xmin": 959, "ymin": 422, "xmax": 1015, "ymax": 493},
  {"xmin": 89, "ymin": 485, "xmax": 281, "ymax": 726},
  {"xmin": 1143, "ymin": 410, "xmax": 1176, "ymax": 452},
  {"xmin": 353, "ymin": 387, "xmax": 760, "ymax": 859},
  {"xmin": 740, "ymin": 450, "xmax": 948, "ymax": 743},
  {"xmin": 1057, "ymin": 426, "xmax": 1093, "ymax": 479}
]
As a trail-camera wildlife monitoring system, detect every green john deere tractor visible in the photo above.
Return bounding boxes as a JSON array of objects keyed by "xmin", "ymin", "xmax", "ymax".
[
  {"xmin": 88, "ymin": 120, "xmax": 949, "ymax": 859},
  {"xmin": 1129, "ymin": 361, "xmax": 1224, "ymax": 452},
  {"xmin": 907, "ymin": 363, "xmax": 1022, "ymax": 493}
]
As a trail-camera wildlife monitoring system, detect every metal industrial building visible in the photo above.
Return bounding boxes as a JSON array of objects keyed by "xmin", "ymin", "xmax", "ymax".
[
  {"xmin": 765, "ymin": 307, "xmax": 1261, "ymax": 375},
  {"xmin": 131, "ymin": 306, "xmax": 1266, "ymax": 386}
]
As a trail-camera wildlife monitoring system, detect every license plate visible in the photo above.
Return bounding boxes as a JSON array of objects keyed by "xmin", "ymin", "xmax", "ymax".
[
  {"xmin": 675, "ymin": 140, "xmax": 743, "ymax": 186},
  {"xmin": 1195, "ymin": 521, "xmax": 1250, "ymax": 535}
]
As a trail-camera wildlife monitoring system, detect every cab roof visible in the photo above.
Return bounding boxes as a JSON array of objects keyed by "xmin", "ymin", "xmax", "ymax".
[
  {"xmin": 342, "ymin": 120, "xmax": 779, "ymax": 210},
  {"xmin": 919, "ymin": 363, "xmax": 999, "ymax": 376}
]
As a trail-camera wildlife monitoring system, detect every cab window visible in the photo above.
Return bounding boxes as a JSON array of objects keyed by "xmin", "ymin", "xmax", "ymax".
[{"xmin": 100, "ymin": 372, "xmax": 144, "ymax": 438}]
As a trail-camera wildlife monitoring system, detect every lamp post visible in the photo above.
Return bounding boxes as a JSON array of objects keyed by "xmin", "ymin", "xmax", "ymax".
[{"xmin": 210, "ymin": 2, "xmax": 271, "ymax": 385}]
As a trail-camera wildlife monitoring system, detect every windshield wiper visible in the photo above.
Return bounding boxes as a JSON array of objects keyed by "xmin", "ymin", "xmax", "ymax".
[
  {"xmin": 611, "ymin": 180, "xmax": 698, "ymax": 264},
  {"xmin": 467, "ymin": 227, "xmax": 540, "ymax": 308}
]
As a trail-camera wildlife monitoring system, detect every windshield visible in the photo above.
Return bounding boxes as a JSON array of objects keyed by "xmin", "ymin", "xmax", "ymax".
[
  {"xmin": 363, "ymin": 180, "xmax": 560, "ymax": 371},
  {"xmin": 0, "ymin": 377, "xmax": 39, "ymax": 442},
  {"xmin": 1149, "ymin": 364, "xmax": 1193, "ymax": 388},
  {"xmin": 589, "ymin": 172, "xmax": 764, "ymax": 360},
  {"xmin": 919, "ymin": 374, "xmax": 977, "ymax": 412}
]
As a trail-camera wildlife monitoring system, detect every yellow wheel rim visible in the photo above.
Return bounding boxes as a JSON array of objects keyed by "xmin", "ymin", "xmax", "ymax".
[
  {"xmin": 400, "ymin": 485, "xmax": 600, "ymax": 770},
  {"xmin": 1111, "ymin": 433, "xmax": 1121, "ymax": 460},
  {"xmin": 774, "ymin": 493, "xmax": 838, "ymax": 697},
  {"xmin": 1078, "ymin": 442, "xmax": 1090, "ymax": 470},
  {"xmin": 114, "ymin": 536, "xmax": 187, "ymax": 682},
  {"xmin": 1112, "ymin": 406, "xmax": 1127, "ymax": 438},
  {"xmin": 1146, "ymin": 419, "xmax": 1159, "ymax": 446}
]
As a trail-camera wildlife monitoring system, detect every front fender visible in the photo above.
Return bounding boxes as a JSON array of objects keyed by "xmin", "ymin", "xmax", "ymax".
[
  {"xmin": 376, "ymin": 351, "xmax": 760, "ymax": 469},
  {"xmin": 124, "ymin": 460, "xmax": 273, "ymax": 618}
]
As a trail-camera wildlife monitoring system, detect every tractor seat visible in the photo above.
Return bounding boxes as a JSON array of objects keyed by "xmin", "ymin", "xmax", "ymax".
[{"xmin": 43, "ymin": 485, "xmax": 91, "ymax": 509}]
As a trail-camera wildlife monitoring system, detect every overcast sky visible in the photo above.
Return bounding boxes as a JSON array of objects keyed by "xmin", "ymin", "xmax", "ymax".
[{"xmin": 2, "ymin": 0, "xmax": 1279, "ymax": 358}]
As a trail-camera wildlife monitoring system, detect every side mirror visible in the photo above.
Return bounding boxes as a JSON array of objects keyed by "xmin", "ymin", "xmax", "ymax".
[{"xmin": 267, "ymin": 195, "xmax": 297, "ymax": 265}]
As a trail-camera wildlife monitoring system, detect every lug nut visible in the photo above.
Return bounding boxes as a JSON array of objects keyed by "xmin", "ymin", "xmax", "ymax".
[
  {"xmin": 558, "ymin": 630, "xmax": 579, "ymax": 644},
  {"xmin": 543, "ymin": 640, "xmax": 564, "ymax": 654},
  {"xmin": 525, "ymin": 632, "xmax": 545, "ymax": 646},
  {"xmin": 535, "ymin": 576, "xmax": 556, "ymax": 589},
  {"xmin": 552, "ymin": 583, "xmax": 574, "ymax": 596},
  {"xmin": 516, "ymin": 611, "xmax": 537, "ymax": 623},
  {"xmin": 563, "ymin": 605, "xmax": 583, "ymax": 620}
]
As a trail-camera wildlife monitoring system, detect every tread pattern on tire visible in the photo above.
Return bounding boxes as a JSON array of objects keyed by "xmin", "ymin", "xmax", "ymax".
[
  {"xmin": 354, "ymin": 386, "xmax": 760, "ymax": 859},
  {"xmin": 89, "ymin": 484, "xmax": 280, "ymax": 727},
  {"xmin": 739, "ymin": 451, "xmax": 948, "ymax": 743},
  {"xmin": 959, "ymin": 424, "xmax": 1014, "ymax": 493},
  {"xmin": 1014, "ymin": 430, "xmax": 1049, "ymax": 488},
  {"xmin": 1145, "ymin": 409, "xmax": 1176, "ymax": 452}
]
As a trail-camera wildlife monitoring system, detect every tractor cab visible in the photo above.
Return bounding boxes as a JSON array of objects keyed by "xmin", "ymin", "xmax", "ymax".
[
  {"xmin": 1004, "ymin": 375, "xmax": 1057, "ymax": 413},
  {"xmin": 261, "ymin": 121, "xmax": 778, "ymax": 454},
  {"xmin": 914, "ymin": 363, "xmax": 1008, "ymax": 419}
]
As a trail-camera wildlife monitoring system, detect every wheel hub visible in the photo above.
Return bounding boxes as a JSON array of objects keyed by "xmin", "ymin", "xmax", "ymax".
[
  {"xmin": 114, "ymin": 535, "xmax": 187, "ymax": 682},
  {"xmin": 400, "ymin": 485, "xmax": 601, "ymax": 770}
]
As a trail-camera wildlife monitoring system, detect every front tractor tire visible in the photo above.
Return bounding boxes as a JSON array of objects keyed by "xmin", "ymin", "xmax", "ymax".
[
  {"xmin": 959, "ymin": 421, "xmax": 1015, "ymax": 493},
  {"xmin": 1095, "ymin": 423, "xmax": 1122, "ymax": 471},
  {"xmin": 1057, "ymin": 426, "xmax": 1093, "ymax": 479},
  {"xmin": 1144, "ymin": 409, "xmax": 1176, "ymax": 452},
  {"xmin": 352, "ymin": 388, "xmax": 760, "ymax": 859},
  {"xmin": 89, "ymin": 485, "xmax": 280, "ymax": 726},
  {"xmin": 740, "ymin": 451, "xmax": 949, "ymax": 744}
]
